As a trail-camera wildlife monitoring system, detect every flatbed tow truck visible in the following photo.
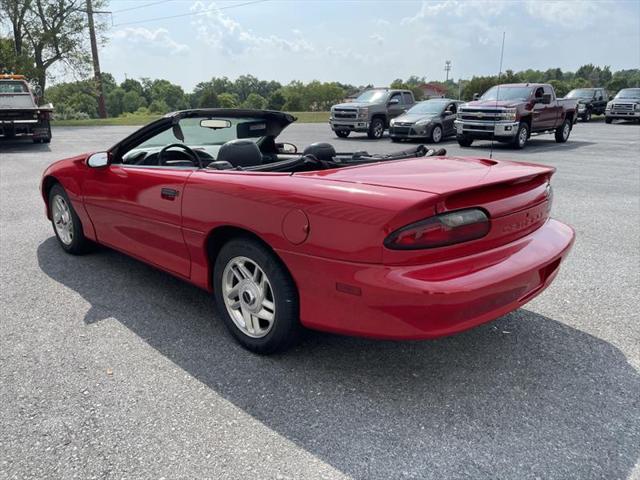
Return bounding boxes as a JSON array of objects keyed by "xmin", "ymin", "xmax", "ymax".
[{"xmin": 0, "ymin": 74, "xmax": 53, "ymax": 143}]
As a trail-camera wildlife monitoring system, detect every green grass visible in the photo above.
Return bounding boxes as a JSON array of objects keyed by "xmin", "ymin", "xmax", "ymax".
[{"xmin": 52, "ymin": 111, "xmax": 330, "ymax": 127}]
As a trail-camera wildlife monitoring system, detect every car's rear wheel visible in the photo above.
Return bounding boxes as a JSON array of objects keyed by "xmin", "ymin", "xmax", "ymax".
[
  {"xmin": 430, "ymin": 125, "xmax": 443, "ymax": 143},
  {"xmin": 213, "ymin": 238, "xmax": 301, "ymax": 354},
  {"xmin": 555, "ymin": 118, "xmax": 572, "ymax": 143},
  {"xmin": 335, "ymin": 130, "xmax": 350, "ymax": 138},
  {"xmin": 367, "ymin": 117, "xmax": 385, "ymax": 139},
  {"xmin": 605, "ymin": 117, "xmax": 613, "ymax": 124},
  {"xmin": 582, "ymin": 111, "xmax": 591, "ymax": 122},
  {"xmin": 513, "ymin": 122, "xmax": 529, "ymax": 149},
  {"xmin": 48, "ymin": 184, "xmax": 89, "ymax": 254}
]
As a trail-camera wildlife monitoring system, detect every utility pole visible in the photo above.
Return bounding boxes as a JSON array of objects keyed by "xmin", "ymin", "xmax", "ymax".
[
  {"xmin": 444, "ymin": 60, "xmax": 452, "ymax": 82},
  {"xmin": 86, "ymin": 0, "xmax": 107, "ymax": 118}
]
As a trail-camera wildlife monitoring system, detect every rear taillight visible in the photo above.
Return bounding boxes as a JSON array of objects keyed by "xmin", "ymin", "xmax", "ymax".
[{"xmin": 384, "ymin": 208, "xmax": 490, "ymax": 250}]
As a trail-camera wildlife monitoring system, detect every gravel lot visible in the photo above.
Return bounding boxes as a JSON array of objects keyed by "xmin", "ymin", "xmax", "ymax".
[{"xmin": 1, "ymin": 120, "xmax": 639, "ymax": 480}]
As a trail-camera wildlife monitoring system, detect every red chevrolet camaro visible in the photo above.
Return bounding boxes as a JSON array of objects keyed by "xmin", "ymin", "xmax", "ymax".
[{"xmin": 41, "ymin": 109, "xmax": 575, "ymax": 353}]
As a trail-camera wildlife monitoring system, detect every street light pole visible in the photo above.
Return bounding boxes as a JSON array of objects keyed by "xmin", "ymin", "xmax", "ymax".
[{"xmin": 86, "ymin": 0, "xmax": 107, "ymax": 118}]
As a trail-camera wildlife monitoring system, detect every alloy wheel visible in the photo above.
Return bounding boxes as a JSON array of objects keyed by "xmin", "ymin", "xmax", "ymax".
[
  {"xmin": 222, "ymin": 256, "xmax": 276, "ymax": 338},
  {"xmin": 52, "ymin": 194, "xmax": 74, "ymax": 245}
]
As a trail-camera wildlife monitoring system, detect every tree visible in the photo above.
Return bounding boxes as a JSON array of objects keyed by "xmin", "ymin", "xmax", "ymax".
[
  {"xmin": 283, "ymin": 92, "xmax": 303, "ymax": 111},
  {"xmin": 266, "ymin": 89, "xmax": 286, "ymax": 110},
  {"xmin": 217, "ymin": 92, "xmax": 238, "ymax": 108},
  {"xmin": 106, "ymin": 87, "xmax": 125, "ymax": 117},
  {"xmin": 122, "ymin": 90, "xmax": 145, "ymax": 113},
  {"xmin": 121, "ymin": 78, "xmax": 144, "ymax": 96},
  {"xmin": 0, "ymin": 0, "xmax": 31, "ymax": 56},
  {"xmin": 12, "ymin": 0, "xmax": 106, "ymax": 94},
  {"xmin": 242, "ymin": 92, "xmax": 266, "ymax": 109}
]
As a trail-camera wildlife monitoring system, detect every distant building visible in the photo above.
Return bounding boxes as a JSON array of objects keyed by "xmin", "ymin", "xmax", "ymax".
[{"xmin": 418, "ymin": 83, "xmax": 448, "ymax": 99}]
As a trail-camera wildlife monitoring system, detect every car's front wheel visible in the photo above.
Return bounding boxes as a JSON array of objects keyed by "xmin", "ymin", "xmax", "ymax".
[
  {"xmin": 513, "ymin": 122, "xmax": 529, "ymax": 149},
  {"xmin": 367, "ymin": 117, "xmax": 385, "ymax": 139},
  {"xmin": 457, "ymin": 135, "xmax": 473, "ymax": 147},
  {"xmin": 430, "ymin": 125, "xmax": 443, "ymax": 143},
  {"xmin": 555, "ymin": 118, "xmax": 572, "ymax": 143},
  {"xmin": 214, "ymin": 238, "xmax": 301, "ymax": 354},
  {"xmin": 582, "ymin": 111, "xmax": 591, "ymax": 122},
  {"xmin": 48, "ymin": 183, "xmax": 90, "ymax": 254},
  {"xmin": 605, "ymin": 117, "xmax": 613, "ymax": 124},
  {"xmin": 335, "ymin": 129, "xmax": 350, "ymax": 138}
]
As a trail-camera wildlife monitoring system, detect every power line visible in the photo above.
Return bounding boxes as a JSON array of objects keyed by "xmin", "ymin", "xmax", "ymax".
[
  {"xmin": 112, "ymin": 0, "xmax": 268, "ymax": 27},
  {"xmin": 111, "ymin": 0, "xmax": 174, "ymax": 14}
]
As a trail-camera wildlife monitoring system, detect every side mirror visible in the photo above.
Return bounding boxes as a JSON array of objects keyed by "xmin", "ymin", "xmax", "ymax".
[
  {"xmin": 443, "ymin": 110, "xmax": 453, "ymax": 116},
  {"xmin": 541, "ymin": 93, "xmax": 552, "ymax": 104},
  {"xmin": 276, "ymin": 142, "xmax": 297, "ymax": 154},
  {"xmin": 388, "ymin": 98, "xmax": 400, "ymax": 105},
  {"xmin": 473, "ymin": 93, "xmax": 480, "ymax": 100},
  {"xmin": 87, "ymin": 152, "xmax": 109, "ymax": 168}
]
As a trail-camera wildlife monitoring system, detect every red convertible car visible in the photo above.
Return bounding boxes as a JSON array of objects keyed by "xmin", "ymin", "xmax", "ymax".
[{"xmin": 41, "ymin": 109, "xmax": 574, "ymax": 353}]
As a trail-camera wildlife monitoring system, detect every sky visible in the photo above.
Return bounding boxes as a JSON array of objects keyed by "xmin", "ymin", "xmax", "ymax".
[{"xmin": 96, "ymin": 0, "xmax": 640, "ymax": 91}]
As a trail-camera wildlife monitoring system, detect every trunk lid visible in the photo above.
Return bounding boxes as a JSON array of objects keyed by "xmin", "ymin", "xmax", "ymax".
[{"xmin": 296, "ymin": 157, "xmax": 554, "ymax": 264}]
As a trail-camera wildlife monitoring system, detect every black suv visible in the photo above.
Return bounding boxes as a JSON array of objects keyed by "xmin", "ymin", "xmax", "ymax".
[{"xmin": 564, "ymin": 88, "xmax": 609, "ymax": 122}]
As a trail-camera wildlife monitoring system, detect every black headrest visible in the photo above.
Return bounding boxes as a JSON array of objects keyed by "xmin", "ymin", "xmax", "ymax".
[
  {"xmin": 217, "ymin": 139, "xmax": 262, "ymax": 167},
  {"xmin": 303, "ymin": 142, "xmax": 336, "ymax": 162}
]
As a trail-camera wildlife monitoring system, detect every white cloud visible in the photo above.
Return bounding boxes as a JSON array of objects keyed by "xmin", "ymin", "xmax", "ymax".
[
  {"xmin": 402, "ymin": 0, "xmax": 507, "ymax": 24},
  {"xmin": 191, "ymin": 1, "xmax": 314, "ymax": 55},
  {"xmin": 524, "ymin": 0, "xmax": 599, "ymax": 28},
  {"xmin": 111, "ymin": 27, "xmax": 189, "ymax": 55},
  {"xmin": 370, "ymin": 33, "xmax": 384, "ymax": 46}
]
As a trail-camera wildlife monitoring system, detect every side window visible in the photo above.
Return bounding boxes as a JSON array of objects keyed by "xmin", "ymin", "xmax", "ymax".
[
  {"xmin": 597, "ymin": 89, "xmax": 604, "ymax": 100},
  {"xmin": 390, "ymin": 92, "xmax": 402, "ymax": 104},
  {"xmin": 542, "ymin": 85, "xmax": 553, "ymax": 98},
  {"xmin": 534, "ymin": 87, "xmax": 544, "ymax": 98},
  {"xmin": 448, "ymin": 103, "xmax": 457, "ymax": 114},
  {"xmin": 402, "ymin": 92, "xmax": 413, "ymax": 104}
]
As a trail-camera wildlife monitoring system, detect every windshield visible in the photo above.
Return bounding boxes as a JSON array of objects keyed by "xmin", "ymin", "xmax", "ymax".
[
  {"xmin": 481, "ymin": 86, "xmax": 533, "ymax": 101},
  {"xmin": 615, "ymin": 88, "xmax": 640, "ymax": 99},
  {"xmin": 0, "ymin": 81, "xmax": 29, "ymax": 94},
  {"xmin": 355, "ymin": 90, "xmax": 389, "ymax": 103},
  {"xmin": 407, "ymin": 100, "xmax": 448, "ymax": 114},
  {"xmin": 566, "ymin": 89, "xmax": 594, "ymax": 99}
]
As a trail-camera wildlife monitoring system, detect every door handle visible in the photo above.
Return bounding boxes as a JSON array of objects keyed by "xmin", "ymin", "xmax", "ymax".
[{"xmin": 161, "ymin": 188, "xmax": 179, "ymax": 200}]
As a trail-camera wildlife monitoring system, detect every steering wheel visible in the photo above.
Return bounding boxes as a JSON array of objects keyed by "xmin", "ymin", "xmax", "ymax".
[{"xmin": 158, "ymin": 143, "xmax": 202, "ymax": 168}]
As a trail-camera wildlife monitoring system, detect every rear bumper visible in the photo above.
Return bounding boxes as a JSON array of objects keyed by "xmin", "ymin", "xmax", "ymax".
[{"xmin": 278, "ymin": 218, "xmax": 575, "ymax": 340}]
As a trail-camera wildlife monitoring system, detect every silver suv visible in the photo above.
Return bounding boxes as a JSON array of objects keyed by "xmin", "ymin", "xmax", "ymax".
[{"xmin": 330, "ymin": 88, "xmax": 415, "ymax": 139}]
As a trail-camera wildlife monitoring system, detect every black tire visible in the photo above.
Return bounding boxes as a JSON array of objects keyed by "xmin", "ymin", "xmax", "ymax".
[
  {"xmin": 513, "ymin": 122, "xmax": 529, "ymax": 149},
  {"xmin": 457, "ymin": 135, "xmax": 473, "ymax": 147},
  {"xmin": 430, "ymin": 125, "xmax": 443, "ymax": 143},
  {"xmin": 391, "ymin": 137, "xmax": 401, "ymax": 143},
  {"xmin": 605, "ymin": 117, "xmax": 613, "ymax": 124},
  {"xmin": 213, "ymin": 237, "xmax": 301, "ymax": 354},
  {"xmin": 335, "ymin": 130, "xmax": 350, "ymax": 138},
  {"xmin": 582, "ymin": 111, "xmax": 591, "ymax": 122},
  {"xmin": 367, "ymin": 117, "xmax": 385, "ymax": 139},
  {"xmin": 555, "ymin": 118, "xmax": 572, "ymax": 143},
  {"xmin": 48, "ymin": 184, "xmax": 90, "ymax": 254}
]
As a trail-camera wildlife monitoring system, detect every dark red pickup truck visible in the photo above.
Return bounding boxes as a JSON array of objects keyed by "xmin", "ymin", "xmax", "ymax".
[{"xmin": 455, "ymin": 83, "xmax": 577, "ymax": 149}]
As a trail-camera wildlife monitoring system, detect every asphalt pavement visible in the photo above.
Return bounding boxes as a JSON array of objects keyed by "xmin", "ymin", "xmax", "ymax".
[{"xmin": 1, "ymin": 119, "xmax": 639, "ymax": 479}]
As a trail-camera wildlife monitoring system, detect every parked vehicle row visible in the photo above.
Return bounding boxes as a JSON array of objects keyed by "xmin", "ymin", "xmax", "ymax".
[{"xmin": 330, "ymin": 84, "xmax": 638, "ymax": 149}]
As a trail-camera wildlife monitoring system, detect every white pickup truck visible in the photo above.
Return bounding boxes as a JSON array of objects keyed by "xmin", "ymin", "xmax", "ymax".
[{"xmin": 0, "ymin": 74, "xmax": 53, "ymax": 143}]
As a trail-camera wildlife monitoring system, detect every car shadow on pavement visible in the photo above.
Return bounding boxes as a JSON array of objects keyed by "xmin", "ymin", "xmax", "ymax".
[
  {"xmin": 463, "ymin": 139, "xmax": 597, "ymax": 154},
  {"xmin": 0, "ymin": 138, "xmax": 51, "ymax": 152},
  {"xmin": 37, "ymin": 237, "xmax": 640, "ymax": 480}
]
